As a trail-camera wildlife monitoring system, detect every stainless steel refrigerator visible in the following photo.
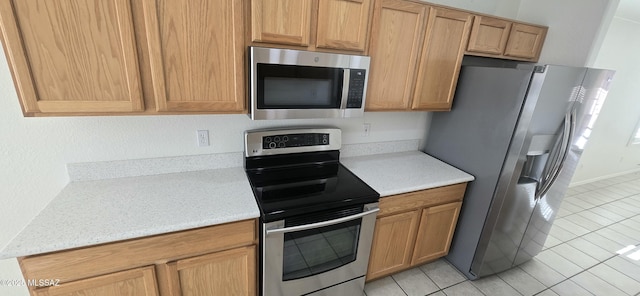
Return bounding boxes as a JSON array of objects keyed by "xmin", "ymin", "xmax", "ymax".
[{"xmin": 424, "ymin": 62, "xmax": 615, "ymax": 279}]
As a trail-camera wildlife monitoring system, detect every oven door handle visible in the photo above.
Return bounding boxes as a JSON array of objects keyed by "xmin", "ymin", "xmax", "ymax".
[{"xmin": 265, "ymin": 207, "xmax": 379, "ymax": 235}]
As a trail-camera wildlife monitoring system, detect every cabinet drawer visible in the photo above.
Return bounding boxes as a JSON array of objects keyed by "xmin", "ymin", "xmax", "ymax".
[
  {"xmin": 378, "ymin": 183, "xmax": 466, "ymax": 216},
  {"xmin": 20, "ymin": 219, "xmax": 256, "ymax": 284}
]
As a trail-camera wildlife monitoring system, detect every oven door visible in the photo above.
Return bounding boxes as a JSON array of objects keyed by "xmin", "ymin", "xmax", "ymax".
[{"xmin": 263, "ymin": 203, "xmax": 379, "ymax": 296}]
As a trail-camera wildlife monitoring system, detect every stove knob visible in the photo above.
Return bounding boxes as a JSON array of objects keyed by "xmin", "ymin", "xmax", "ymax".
[
  {"xmin": 269, "ymin": 142, "xmax": 277, "ymax": 149},
  {"xmin": 278, "ymin": 142, "xmax": 285, "ymax": 148},
  {"xmin": 274, "ymin": 136, "xmax": 281, "ymax": 142}
]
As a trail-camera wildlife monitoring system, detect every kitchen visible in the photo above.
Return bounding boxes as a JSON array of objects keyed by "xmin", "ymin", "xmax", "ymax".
[{"xmin": 1, "ymin": 0, "xmax": 639, "ymax": 295}]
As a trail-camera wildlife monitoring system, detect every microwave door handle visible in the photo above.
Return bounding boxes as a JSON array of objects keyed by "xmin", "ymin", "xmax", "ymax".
[
  {"xmin": 340, "ymin": 69, "xmax": 350, "ymax": 109},
  {"xmin": 265, "ymin": 207, "xmax": 379, "ymax": 235}
]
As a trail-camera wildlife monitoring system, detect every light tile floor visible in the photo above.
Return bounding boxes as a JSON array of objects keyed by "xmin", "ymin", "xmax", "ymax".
[{"xmin": 364, "ymin": 172, "xmax": 640, "ymax": 296}]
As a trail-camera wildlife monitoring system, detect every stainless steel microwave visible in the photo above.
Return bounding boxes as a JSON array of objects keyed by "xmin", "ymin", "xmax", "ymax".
[{"xmin": 249, "ymin": 47, "xmax": 370, "ymax": 120}]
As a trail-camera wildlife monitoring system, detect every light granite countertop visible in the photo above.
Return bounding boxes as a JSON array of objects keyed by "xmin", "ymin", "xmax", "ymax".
[
  {"xmin": 0, "ymin": 146, "xmax": 474, "ymax": 259},
  {"xmin": 0, "ymin": 167, "xmax": 259, "ymax": 259},
  {"xmin": 342, "ymin": 151, "xmax": 475, "ymax": 197}
]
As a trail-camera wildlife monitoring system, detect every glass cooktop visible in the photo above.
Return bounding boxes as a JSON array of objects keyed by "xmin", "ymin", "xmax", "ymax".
[{"xmin": 245, "ymin": 159, "xmax": 379, "ymax": 222}]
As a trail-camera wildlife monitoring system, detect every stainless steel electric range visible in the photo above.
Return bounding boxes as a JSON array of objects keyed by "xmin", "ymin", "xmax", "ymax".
[{"xmin": 244, "ymin": 127, "xmax": 380, "ymax": 296}]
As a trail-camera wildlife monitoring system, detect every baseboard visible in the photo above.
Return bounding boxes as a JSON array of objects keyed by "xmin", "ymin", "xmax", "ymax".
[{"xmin": 570, "ymin": 167, "xmax": 640, "ymax": 187}]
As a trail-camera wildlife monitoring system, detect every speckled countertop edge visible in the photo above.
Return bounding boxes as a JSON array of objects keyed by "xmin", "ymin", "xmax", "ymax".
[
  {"xmin": 342, "ymin": 151, "xmax": 475, "ymax": 197},
  {"xmin": 1, "ymin": 143, "xmax": 473, "ymax": 259},
  {"xmin": 0, "ymin": 167, "xmax": 259, "ymax": 259}
]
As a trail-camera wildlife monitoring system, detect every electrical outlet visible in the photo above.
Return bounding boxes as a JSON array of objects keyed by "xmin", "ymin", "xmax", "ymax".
[
  {"xmin": 363, "ymin": 123, "xmax": 371, "ymax": 136},
  {"xmin": 197, "ymin": 130, "xmax": 210, "ymax": 147}
]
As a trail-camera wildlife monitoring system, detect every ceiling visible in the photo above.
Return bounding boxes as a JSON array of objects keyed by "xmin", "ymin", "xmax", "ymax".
[{"xmin": 616, "ymin": 0, "xmax": 640, "ymax": 22}]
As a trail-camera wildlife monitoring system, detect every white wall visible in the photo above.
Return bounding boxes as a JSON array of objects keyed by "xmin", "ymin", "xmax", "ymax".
[
  {"xmin": 516, "ymin": 0, "xmax": 611, "ymax": 67},
  {"xmin": 0, "ymin": 46, "xmax": 429, "ymax": 294},
  {"xmin": 572, "ymin": 16, "xmax": 640, "ymax": 183}
]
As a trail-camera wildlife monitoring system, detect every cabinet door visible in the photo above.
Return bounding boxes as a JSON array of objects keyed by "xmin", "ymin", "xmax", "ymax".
[
  {"xmin": 366, "ymin": 210, "xmax": 420, "ymax": 281},
  {"xmin": 366, "ymin": 0, "xmax": 427, "ymax": 110},
  {"xmin": 316, "ymin": 0, "xmax": 372, "ymax": 51},
  {"xmin": 504, "ymin": 23, "xmax": 547, "ymax": 60},
  {"xmin": 466, "ymin": 16, "xmax": 511, "ymax": 55},
  {"xmin": 411, "ymin": 202, "xmax": 462, "ymax": 265},
  {"xmin": 251, "ymin": 0, "xmax": 312, "ymax": 46},
  {"xmin": 164, "ymin": 246, "xmax": 256, "ymax": 296},
  {"xmin": 411, "ymin": 8, "xmax": 472, "ymax": 111},
  {"xmin": 0, "ymin": 0, "xmax": 143, "ymax": 115},
  {"xmin": 142, "ymin": 0, "xmax": 245, "ymax": 112},
  {"xmin": 33, "ymin": 266, "xmax": 158, "ymax": 296}
]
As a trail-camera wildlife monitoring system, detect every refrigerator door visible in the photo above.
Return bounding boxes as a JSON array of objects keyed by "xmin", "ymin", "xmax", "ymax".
[
  {"xmin": 513, "ymin": 68, "xmax": 615, "ymax": 265},
  {"xmin": 471, "ymin": 65, "xmax": 589, "ymax": 278},
  {"xmin": 426, "ymin": 66, "xmax": 533, "ymax": 279}
]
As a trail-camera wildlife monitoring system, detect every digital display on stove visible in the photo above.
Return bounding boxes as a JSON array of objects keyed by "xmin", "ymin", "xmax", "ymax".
[{"xmin": 263, "ymin": 133, "xmax": 329, "ymax": 149}]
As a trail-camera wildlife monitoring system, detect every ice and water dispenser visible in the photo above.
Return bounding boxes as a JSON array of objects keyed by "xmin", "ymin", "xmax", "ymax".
[{"xmin": 517, "ymin": 135, "xmax": 557, "ymax": 201}]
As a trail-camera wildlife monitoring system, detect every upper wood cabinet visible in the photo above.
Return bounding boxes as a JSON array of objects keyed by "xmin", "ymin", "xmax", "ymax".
[
  {"xmin": 467, "ymin": 16, "xmax": 511, "ymax": 55},
  {"xmin": 467, "ymin": 16, "xmax": 547, "ymax": 62},
  {"xmin": 366, "ymin": 0, "xmax": 427, "ymax": 110},
  {"xmin": 367, "ymin": 3, "xmax": 472, "ymax": 111},
  {"xmin": 250, "ymin": 0, "xmax": 372, "ymax": 52},
  {"xmin": 142, "ymin": 0, "xmax": 245, "ymax": 112},
  {"xmin": 316, "ymin": 0, "xmax": 372, "ymax": 51},
  {"xmin": 411, "ymin": 201, "xmax": 462, "ymax": 265},
  {"xmin": 411, "ymin": 8, "xmax": 472, "ymax": 111},
  {"xmin": 504, "ymin": 23, "xmax": 547, "ymax": 60},
  {"xmin": 251, "ymin": 0, "xmax": 313, "ymax": 46},
  {"xmin": 0, "ymin": 0, "xmax": 548, "ymax": 116},
  {"xmin": 0, "ymin": 0, "xmax": 144, "ymax": 116}
]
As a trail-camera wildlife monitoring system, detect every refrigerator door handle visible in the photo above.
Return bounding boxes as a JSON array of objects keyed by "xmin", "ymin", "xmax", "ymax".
[{"xmin": 536, "ymin": 106, "xmax": 576, "ymax": 199}]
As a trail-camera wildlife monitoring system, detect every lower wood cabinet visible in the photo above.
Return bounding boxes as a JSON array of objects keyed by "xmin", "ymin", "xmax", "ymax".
[
  {"xmin": 366, "ymin": 210, "xmax": 421, "ymax": 279},
  {"xmin": 366, "ymin": 183, "xmax": 466, "ymax": 281},
  {"xmin": 411, "ymin": 202, "xmax": 462, "ymax": 265},
  {"xmin": 33, "ymin": 266, "xmax": 159, "ymax": 296},
  {"xmin": 19, "ymin": 219, "xmax": 257, "ymax": 296},
  {"xmin": 162, "ymin": 246, "xmax": 256, "ymax": 296}
]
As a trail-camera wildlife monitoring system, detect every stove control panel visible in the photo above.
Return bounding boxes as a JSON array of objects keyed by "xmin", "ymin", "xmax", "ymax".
[
  {"xmin": 245, "ymin": 128, "xmax": 341, "ymax": 157},
  {"xmin": 263, "ymin": 133, "xmax": 329, "ymax": 149}
]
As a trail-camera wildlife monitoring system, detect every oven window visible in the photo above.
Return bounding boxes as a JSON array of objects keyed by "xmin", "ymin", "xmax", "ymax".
[
  {"xmin": 257, "ymin": 64, "xmax": 343, "ymax": 109},
  {"xmin": 282, "ymin": 218, "xmax": 361, "ymax": 281}
]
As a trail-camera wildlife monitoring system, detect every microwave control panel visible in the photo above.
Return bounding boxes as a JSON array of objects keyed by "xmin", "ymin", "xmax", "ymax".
[
  {"xmin": 263, "ymin": 133, "xmax": 329, "ymax": 149},
  {"xmin": 346, "ymin": 69, "xmax": 366, "ymax": 108}
]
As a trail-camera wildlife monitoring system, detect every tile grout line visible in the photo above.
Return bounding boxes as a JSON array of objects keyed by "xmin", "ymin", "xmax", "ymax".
[
  {"xmin": 551, "ymin": 196, "xmax": 640, "ymax": 245},
  {"xmin": 494, "ymin": 269, "xmax": 527, "ymax": 296},
  {"xmin": 414, "ymin": 261, "xmax": 459, "ymax": 295},
  {"xmin": 528, "ymin": 185, "xmax": 640, "ymax": 294},
  {"xmin": 388, "ymin": 274, "xmax": 410, "ymax": 296},
  {"xmin": 415, "ymin": 259, "xmax": 486, "ymax": 296},
  {"xmin": 581, "ymin": 259, "xmax": 640, "ymax": 296},
  {"xmin": 537, "ymin": 177, "xmax": 640, "ymax": 295}
]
